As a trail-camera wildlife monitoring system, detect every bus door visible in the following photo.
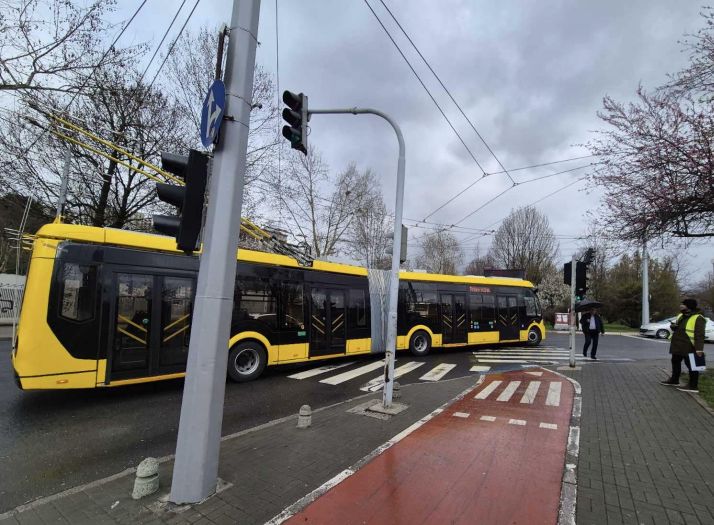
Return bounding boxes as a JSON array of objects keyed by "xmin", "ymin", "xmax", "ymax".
[
  {"xmin": 309, "ymin": 287, "xmax": 346, "ymax": 357},
  {"xmin": 109, "ymin": 272, "xmax": 194, "ymax": 379},
  {"xmin": 440, "ymin": 293, "xmax": 468, "ymax": 344},
  {"xmin": 496, "ymin": 294, "xmax": 520, "ymax": 341}
]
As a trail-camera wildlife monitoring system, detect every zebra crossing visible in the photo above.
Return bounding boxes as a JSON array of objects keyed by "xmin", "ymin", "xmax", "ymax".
[
  {"xmin": 285, "ymin": 346, "xmax": 582, "ymax": 391},
  {"xmin": 473, "ymin": 378, "xmax": 563, "ymax": 407}
]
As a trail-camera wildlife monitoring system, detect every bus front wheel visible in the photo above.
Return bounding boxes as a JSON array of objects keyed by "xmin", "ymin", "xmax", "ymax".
[
  {"xmin": 409, "ymin": 330, "xmax": 432, "ymax": 357},
  {"xmin": 527, "ymin": 327, "xmax": 542, "ymax": 346},
  {"xmin": 227, "ymin": 341, "xmax": 267, "ymax": 382}
]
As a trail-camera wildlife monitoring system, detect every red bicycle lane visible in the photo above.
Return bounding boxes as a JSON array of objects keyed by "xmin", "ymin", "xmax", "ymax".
[{"xmin": 283, "ymin": 368, "xmax": 575, "ymax": 525}]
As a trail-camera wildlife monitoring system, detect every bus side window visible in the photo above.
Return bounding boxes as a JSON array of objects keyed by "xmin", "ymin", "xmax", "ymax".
[
  {"xmin": 236, "ymin": 278, "xmax": 277, "ymax": 329},
  {"xmin": 59, "ymin": 263, "xmax": 97, "ymax": 322},
  {"xmin": 469, "ymin": 293, "xmax": 482, "ymax": 330},
  {"xmin": 482, "ymin": 295, "xmax": 495, "ymax": 325},
  {"xmin": 348, "ymin": 289, "xmax": 367, "ymax": 328},
  {"xmin": 282, "ymin": 282, "xmax": 304, "ymax": 330},
  {"xmin": 523, "ymin": 290, "xmax": 538, "ymax": 317}
]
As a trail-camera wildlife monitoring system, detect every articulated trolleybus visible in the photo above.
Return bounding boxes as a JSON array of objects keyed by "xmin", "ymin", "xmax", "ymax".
[{"xmin": 12, "ymin": 223, "xmax": 545, "ymax": 390}]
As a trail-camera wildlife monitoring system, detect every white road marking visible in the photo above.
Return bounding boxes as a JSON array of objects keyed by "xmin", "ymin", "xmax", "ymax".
[
  {"xmin": 508, "ymin": 419, "xmax": 527, "ymax": 426},
  {"xmin": 288, "ymin": 362, "xmax": 355, "ymax": 380},
  {"xmin": 520, "ymin": 381, "xmax": 541, "ymax": 404},
  {"xmin": 453, "ymin": 412, "xmax": 470, "ymax": 418},
  {"xmin": 545, "ymin": 382, "xmax": 562, "ymax": 406},
  {"xmin": 525, "ymin": 371, "xmax": 543, "ymax": 376},
  {"xmin": 320, "ymin": 360, "xmax": 384, "ymax": 385},
  {"xmin": 469, "ymin": 365, "xmax": 491, "ymax": 372},
  {"xmin": 497, "ymin": 381, "xmax": 521, "ymax": 402},
  {"xmin": 420, "ymin": 363, "xmax": 456, "ymax": 382},
  {"xmin": 540, "ymin": 422, "xmax": 558, "ymax": 430},
  {"xmin": 360, "ymin": 361, "xmax": 425, "ymax": 392},
  {"xmin": 480, "ymin": 415, "xmax": 496, "ymax": 422},
  {"xmin": 476, "ymin": 359, "xmax": 529, "ymax": 364},
  {"xmin": 475, "ymin": 380, "xmax": 502, "ymax": 399}
]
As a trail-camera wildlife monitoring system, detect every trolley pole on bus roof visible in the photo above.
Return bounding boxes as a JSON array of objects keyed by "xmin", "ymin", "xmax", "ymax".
[
  {"xmin": 307, "ymin": 108, "xmax": 405, "ymax": 408},
  {"xmin": 170, "ymin": 0, "xmax": 261, "ymax": 504}
]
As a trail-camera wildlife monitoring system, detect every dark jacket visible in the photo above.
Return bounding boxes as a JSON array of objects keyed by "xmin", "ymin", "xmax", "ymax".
[
  {"xmin": 580, "ymin": 312, "xmax": 604, "ymax": 334},
  {"xmin": 669, "ymin": 310, "xmax": 706, "ymax": 355}
]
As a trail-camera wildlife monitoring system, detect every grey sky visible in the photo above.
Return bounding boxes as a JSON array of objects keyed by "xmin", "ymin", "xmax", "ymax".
[{"xmin": 122, "ymin": 0, "xmax": 712, "ymax": 279}]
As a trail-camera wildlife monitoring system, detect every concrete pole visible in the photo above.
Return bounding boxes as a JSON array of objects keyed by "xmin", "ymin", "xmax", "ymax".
[
  {"xmin": 308, "ymin": 108, "xmax": 404, "ymax": 407},
  {"xmin": 170, "ymin": 0, "xmax": 261, "ymax": 504},
  {"xmin": 55, "ymin": 147, "xmax": 71, "ymax": 220},
  {"xmin": 642, "ymin": 240, "xmax": 650, "ymax": 325},
  {"xmin": 569, "ymin": 254, "xmax": 576, "ymax": 367}
]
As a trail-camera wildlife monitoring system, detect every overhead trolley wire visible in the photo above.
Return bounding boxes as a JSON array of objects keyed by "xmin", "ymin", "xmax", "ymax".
[
  {"xmin": 362, "ymin": 0, "xmax": 487, "ymax": 176},
  {"xmin": 138, "ymin": 0, "xmax": 189, "ymax": 85}
]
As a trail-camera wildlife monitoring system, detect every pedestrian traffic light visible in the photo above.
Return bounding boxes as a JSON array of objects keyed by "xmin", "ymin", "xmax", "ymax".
[
  {"xmin": 153, "ymin": 149, "xmax": 209, "ymax": 254},
  {"xmin": 281, "ymin": 90, "xmax": 308, "ymax": 155}
]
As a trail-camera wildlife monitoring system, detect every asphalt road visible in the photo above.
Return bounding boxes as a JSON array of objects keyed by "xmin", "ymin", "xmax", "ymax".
[{"xmin": 0, "ymin": 332, "xmax": 686, "ymax": 512}]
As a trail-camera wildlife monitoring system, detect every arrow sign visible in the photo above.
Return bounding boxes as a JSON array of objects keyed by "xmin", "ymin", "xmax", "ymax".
[{"xmin": 200, "ymin": 79, "xmax": 226, "ymax": 148}]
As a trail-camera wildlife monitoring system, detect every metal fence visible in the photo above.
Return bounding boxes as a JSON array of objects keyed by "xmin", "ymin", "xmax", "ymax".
[{"xmin": 0, "ymin": 284, "xmax": 24, "ymax": 324}]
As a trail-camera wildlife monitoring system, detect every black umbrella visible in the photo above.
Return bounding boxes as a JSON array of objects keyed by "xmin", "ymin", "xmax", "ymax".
[{"xmin": 575, "ymin": 299, "xmax": 603, "ymax": 312}]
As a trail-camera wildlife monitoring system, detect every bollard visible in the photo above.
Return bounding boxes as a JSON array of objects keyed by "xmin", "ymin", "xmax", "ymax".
[
  {"xmin": 393, "ymin": 382, "xmax": 401, "ymax": 399},
  {"xmin": 297, "ymin": 404, "xmax": 312, "ymax": 428},
  {"xmin": 132, "ymin": 457, "xmax": 160, "ymax": 500}
]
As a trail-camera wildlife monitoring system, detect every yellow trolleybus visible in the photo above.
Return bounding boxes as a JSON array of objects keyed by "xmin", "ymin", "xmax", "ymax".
[{"xmin": 11, "ymin": 223, "xmax": 545, "ymax": 389}]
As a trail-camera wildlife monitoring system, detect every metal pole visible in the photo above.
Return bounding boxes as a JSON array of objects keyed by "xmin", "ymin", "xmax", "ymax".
[
  {"xmin": 170, "ymin": 0, "xmax": 261, "ymax": 504},
  {"xmin": 309, "ymin": 108, "xmax": 405, "ymax": 407},
  {"xmin": 56, "ymin": 147, "xmax": 71, "ymax": 220},
  {"xmin": 569, "ymin": 254, "xmax": 576, "ymax": 367},
  {"xmin": 642, "ymin": 240, "xmax": 650, "ymax": 325}
]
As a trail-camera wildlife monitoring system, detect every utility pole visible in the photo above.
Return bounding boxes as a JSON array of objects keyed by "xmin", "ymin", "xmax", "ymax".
[
  {"xmin": 569, "ymin": 253, "xmax": 576, "ymax": 367},
  {"xmin": 308, "ymin": 108, "xmax": 405, "ymax": 408},
  {"xmin": 642, "ymin": 240, "xmax": 650, "ymax": 326},
  {"xmin": 170, "ymin": 0, "xmax": 261, "ymax": 504}
]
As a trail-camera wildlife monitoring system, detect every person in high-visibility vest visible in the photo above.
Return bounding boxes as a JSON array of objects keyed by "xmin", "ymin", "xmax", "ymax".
[{"xmin": 660, "ymin": 298, "xmax": 706, "ymax": 392}]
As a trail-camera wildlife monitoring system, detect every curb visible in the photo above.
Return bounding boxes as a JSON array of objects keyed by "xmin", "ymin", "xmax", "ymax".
[
  {"xmin": 549, "ymin": 367, "xmax": 582, "ymax": 525},
  {"xmin": 266, "ymin": 375, "xmax": 486, "ymax": 525}
]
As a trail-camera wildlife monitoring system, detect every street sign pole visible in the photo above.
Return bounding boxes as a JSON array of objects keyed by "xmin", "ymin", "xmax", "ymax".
[
  {"xmin": 170, "ymin": 0, "xmax": 261, "ymax": 504},
  {"xmin": 569, "ymin": 253, "xmax": 576, "ymax": 367},
  {"xmin": 642, "ymin": 240, "xmax": 650, "ymax": 325},
  {"xmin": 308, "ymin": 108, "xmax": 404, "ymax": 408}
]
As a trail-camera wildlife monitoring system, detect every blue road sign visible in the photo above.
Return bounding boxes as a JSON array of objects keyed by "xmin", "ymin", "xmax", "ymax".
[{"xmin": 200, "ymin": 79, "xmax": 226, "ymax": 148}]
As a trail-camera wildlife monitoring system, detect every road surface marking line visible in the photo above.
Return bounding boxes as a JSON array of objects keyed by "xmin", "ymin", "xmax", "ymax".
[
  {"xmin": 508, "ymin": 418, "xmax": 527, "ymax": 426},
  {"xmin": 288, "ymin": 362, "xmax": 355, "ymax": 379},
  {"xmin": 476, "ymin": 359, "xmax": 529, "ymax": 363},
  {"xmin": 520, "ymin": 381, "xmax": 541, "ymax": 404},
  {"xmin": 546, "ymin": 381, "xmax": 562, "ymax": 406},
  {"xmin": 475, "ymin": 380, "xmax": 502, "ymax": 399},
  {"xmin": 540, "ymin": 422, "xmax": 558, "ymax": 430},
  {"xmin": 419, "ymin": 363, "xmax": 456, "ymax": 381},
  {"xmin": 480, "ymin": 415, "xmax": 497, "ymax": 421},
  {"xmin": 497, "ymin": 381, "xmax": 521, "ymax": 401},
  {"xmin": 469, "ymin": 365, "xmax": 491, "ymax": 372},
  {"xmin": 525, "ymin": 371, "xmax": 543, "ymax": 376},
  {"xmin": 453, "ymin": 412, "xmax": 470, "ymax": 418},
  {"xmin": 360, "ymin": 361, "xmax": 425, "ymax": 392},
  {"xmin": 320, "ymin": 360, "xmax": 384, "ymax": 385}
]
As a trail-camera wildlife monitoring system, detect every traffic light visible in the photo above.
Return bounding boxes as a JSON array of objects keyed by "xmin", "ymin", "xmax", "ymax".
[
  {"xmin": 281, "ymin": 90, "xmax": 308, "ymax": 155},
  {"xmin": 575, "ymin": 261, "xmax": 587, "ymax": 300},
  {"xmin": 386, "ymin": 225, "xmax": 408, "ymax": 264},
  {"xmin": 153, "ymin": 149, "xmax": 209, "ymax": 254}
]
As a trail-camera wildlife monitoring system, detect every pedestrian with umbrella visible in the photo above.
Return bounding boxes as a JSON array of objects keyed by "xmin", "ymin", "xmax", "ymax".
[{"xmin": 578, "ymin": 300, "xmax": 605, "ymax": 360}]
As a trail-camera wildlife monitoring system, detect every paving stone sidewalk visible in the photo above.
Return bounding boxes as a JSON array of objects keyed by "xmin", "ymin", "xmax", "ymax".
[
  {"xmin": 569, "ymin": 359, "xmax": 714, "ymax": 525},
  {"xmin": 0, "ymin": 375, "xmax": 477, "ymax": 525}
]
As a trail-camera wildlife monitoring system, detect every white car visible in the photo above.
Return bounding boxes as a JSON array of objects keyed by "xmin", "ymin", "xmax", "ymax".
[{"xmin": 640, "ymin": 316, "xmax": 714, "ymax": 341}]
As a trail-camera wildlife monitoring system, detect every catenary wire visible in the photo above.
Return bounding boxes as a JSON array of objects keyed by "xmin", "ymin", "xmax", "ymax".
[{"xmin": 138, "ymin": 0, "xmax": 189, "ymax": 85}]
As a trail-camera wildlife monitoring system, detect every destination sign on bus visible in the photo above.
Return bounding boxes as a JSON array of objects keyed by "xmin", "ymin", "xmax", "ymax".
[{"xmin": 469, "ymin": 286, "xmax": 491, "ymax": 293}]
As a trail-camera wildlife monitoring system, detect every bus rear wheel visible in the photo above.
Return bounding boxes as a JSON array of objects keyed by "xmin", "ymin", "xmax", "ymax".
[
  {"xmin": 409, "ymin": 330, "xmax": 432, "ymax": 357},
  {"xmin": 227, "ymin": 341, "xmax": 267, "ymax": 382},
  {"xmin": 527, "ymin": 327, "xmax": 542, "ymax": 346}
]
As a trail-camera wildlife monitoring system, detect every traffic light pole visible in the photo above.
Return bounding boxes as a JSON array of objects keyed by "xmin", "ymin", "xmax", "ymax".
[
  {"xmin": 308, "ymin": 108, "xmax": 404, "ymax": 408},
  {"xmin": 569, "ymin": 253, "xmax": 576, "ymax": 368},
  {"xmin": 170, "ymin": 0, "xmax": 261, "ymax": 504}
]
